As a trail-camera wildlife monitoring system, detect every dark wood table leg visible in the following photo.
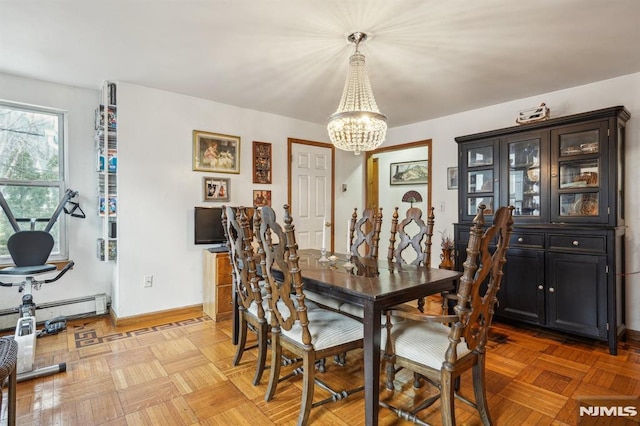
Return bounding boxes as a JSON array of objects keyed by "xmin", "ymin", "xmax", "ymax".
[{"xmin": 363, "ymin": 300, "xmax": 381, "ymax": 426}]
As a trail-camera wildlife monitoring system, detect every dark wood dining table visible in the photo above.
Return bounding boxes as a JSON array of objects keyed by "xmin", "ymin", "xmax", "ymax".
[{"xmin": 232, "ymin": 248, "xmax": 462, "ymax": 425}]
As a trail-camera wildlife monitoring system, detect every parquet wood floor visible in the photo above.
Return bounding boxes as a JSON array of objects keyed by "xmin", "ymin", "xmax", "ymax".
[{"xmin": 2, "ymin": 297, "xmax": 639, "ymax": 425}]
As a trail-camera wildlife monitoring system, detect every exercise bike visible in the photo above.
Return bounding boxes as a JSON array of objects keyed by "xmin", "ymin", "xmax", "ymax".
[{"xmin": 0, "ymin": 188, "xmax": 85, "ymax": 381}]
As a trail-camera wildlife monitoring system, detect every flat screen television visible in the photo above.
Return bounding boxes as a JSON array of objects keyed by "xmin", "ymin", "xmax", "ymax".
[{"xmin": 194, "ymin": 206, "xmax": 226, "ymax": 245}]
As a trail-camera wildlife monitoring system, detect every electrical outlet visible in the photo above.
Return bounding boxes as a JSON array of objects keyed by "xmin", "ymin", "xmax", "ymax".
[
  {"xmin": 143, "ymin": 275, "xmax": 153, "ymax": 288},
  {"xmin": 439, "ymin": 202, "xmax": 445, "ymax": 212}
]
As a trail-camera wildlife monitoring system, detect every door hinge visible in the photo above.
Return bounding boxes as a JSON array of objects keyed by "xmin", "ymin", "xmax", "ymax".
[
  {"xmin": 607, "ymin": 128, "xmax": 610, "ymax": 137},
  {"xmin": 606, "ymin": 265, "xmax": 609, "ymax": 274},
  {"xmin": 606, "ymin": 323, "xmax": 609, "ymax": 331}
]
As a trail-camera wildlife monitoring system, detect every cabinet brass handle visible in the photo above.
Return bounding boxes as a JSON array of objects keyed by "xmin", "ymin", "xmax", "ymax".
[
  {"xmin": 538, "ymin": 285, "xmax": 544, "ymax": 290},
  {"xmin": 572, "ymin": 240, "xmax": 580, "ymax": 246},
  {"xmin": 549, "ymin": 287, "xmax": 555, "ymax": 293},
  {"xmin": 518, "ymin": 237, "xmax": 524, "ymax": 243}
]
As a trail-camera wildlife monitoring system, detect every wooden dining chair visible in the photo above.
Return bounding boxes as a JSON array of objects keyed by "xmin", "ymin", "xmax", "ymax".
[
  {"xmin": 256, "ymin": 204, "xmax": 364, "ymax": 426},
  {"xmin": 334, "ymin": 207, "xmax": 385, "ymax": 321},
  {"xmin": 381, "ymin": 204, "xmax": 514, "ymax": 426},
  {"xmin": 388, "ymin": 205, "xmax": 435, "ymax": 313},
  {"xmin": 339, "ymin": 206, "xmax": 435, "ymax": 320},
  {"xmin": 387, "ymin": 206, "xmax": 435, "ymax": 267},
  {"xmin": 223, "ymin": 205, "xmax": 269, "ymax": 385},
  {"xmin": 349, "ymin": 207, "xmax": 383, "ymax": 258},
  {"xmin": 306, "ymin": 206, "xmax": 384, "ymax": 312}
]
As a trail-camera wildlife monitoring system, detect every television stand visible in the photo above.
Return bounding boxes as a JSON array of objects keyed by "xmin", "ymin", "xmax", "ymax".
[{"xmin": 202, "ymin": 250, "xmax": 232, "ymax": 322}]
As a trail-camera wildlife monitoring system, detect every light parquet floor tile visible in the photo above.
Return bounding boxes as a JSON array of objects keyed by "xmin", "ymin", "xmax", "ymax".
[{"xmin": 6, "ymin": 304, "xmax": 639, "ymax": 425}]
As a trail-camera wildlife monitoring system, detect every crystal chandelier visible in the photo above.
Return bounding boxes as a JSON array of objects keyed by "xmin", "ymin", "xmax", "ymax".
[{"xmin": 327, "ymin": 32, "xmax": 387, "ymax": 155}]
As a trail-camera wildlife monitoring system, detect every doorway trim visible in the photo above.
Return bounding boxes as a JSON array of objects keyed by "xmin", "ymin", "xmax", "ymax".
[{"xmin": 365, "ymin": 139, "xmax": 432, "ymax": 212}]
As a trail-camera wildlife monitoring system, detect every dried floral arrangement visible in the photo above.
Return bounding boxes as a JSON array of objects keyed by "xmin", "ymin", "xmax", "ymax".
[{"xmin": 439, "ymin": 230, "xmax": 454, "ymax": 250}]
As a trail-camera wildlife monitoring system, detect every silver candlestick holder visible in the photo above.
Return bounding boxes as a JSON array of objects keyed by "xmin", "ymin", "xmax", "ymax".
[
  {"xmin": 343, "ymin": 252, "xmax": 354, "ymax": 272},
  {"xmin": 319, "ymin": 248, "xmax": 329, "ymax": 262}
]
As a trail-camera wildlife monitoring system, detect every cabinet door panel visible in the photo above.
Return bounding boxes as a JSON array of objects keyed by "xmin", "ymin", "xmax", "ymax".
[
  {"xmin": 499, "ymin": 249, "xmax": 545, "ymax": 324},
  {"xmin": 506, "ymin": 136, "xmax": 542, "ymax": 218},
  {"xmin": 458, "ymin": 139, "xmax": 499, "ymax": 222},
  {"xmin": 550, "ymin": 120, "xmax": 609, "ymax": 224},
  {"xmin": 547, "ymin": 252, "xmax": 607, "ymax": 338}
]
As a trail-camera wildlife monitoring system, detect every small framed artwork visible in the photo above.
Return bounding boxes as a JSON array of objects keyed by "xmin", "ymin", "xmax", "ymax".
[
  {"xmin": 253, "ymin": 190, "xmax": 271, "ymax": 207},
  {"xmin": 390, "ymin": 160, "xmax": 428, "ymax": 185},
  {"xmin": 447, "ymin": 167, "xmax": 458, "ymax": 190},
  {"xmin": 203, "ymin": 177, "xmax": 230, "ymax": 202},
  {"xmin": 253, "ymin": 141, "xmax": 272, "ymax": 184},
  {"xmin": 193, "ymin": 130, "xmax": 240, "ymax": 173}
]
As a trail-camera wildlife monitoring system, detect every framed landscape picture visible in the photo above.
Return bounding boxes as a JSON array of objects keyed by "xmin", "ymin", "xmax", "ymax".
[
  {"xmin": 390, "ymin": 160, "xmax": 428, "ymax": 185},
  {"xmin": 203, "ymin": 177, "xmax": 230, "ymax": 202},
  {"xmin": 193, "ymin": 130, "xmax": 240, "ymax": 173}
]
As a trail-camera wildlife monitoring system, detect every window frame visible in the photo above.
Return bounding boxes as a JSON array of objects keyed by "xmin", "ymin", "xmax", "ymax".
[{"xmin": 0, "ymin": 100, "xmax": 68, "ymax": 264}]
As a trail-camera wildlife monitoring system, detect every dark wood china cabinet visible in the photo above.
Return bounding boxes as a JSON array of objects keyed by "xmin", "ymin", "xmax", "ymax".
[{"xmin": 454, "ymin": 106, "xmax": 630, "ymax": 355}]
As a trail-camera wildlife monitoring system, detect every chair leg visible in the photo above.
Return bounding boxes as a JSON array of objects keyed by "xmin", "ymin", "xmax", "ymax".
[
  {"xmin": 265, "ymin": 330, "xmax": 281, "ymax": 402},
  {"xmin": 413, "ymin": 372, "xmax": 422, "ymax": 389},
  {"xmin": 440, "ymin": 372, "xmax": 456, "ymax": 426},
  {"xmin": 384, "ymin": 357, "xmax": 396, "ymax": 391},
  {"xmin": 472, "ymin": 359, "xmax": 491, "ymax": 425},
  {"xmin": 298, "ymin": 351, "xmax": 315, "ymax": 426},
  {"xmin": 252, "ymin": 321, "xmax": 268, "ymax": 385},
  {"xmin": 233, "ymin": 314, "xmax": 248, "ymax": 366},
  {"xmin": 8, "ymin": 363, "xmax": 17, "ymax": 426},
  {"xmin": 417, "ymin": 296, "xmax": 425, "ymax": 313}
]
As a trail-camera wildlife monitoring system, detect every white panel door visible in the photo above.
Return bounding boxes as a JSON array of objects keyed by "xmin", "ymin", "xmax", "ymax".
[{"xmin": 291, "ymin": 142, "xmax": 332, "ymax": 250}]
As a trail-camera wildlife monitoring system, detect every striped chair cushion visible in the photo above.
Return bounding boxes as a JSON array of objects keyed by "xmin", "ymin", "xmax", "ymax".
[
  {"xmin": 304, "ymin": 290, "xmax": 343, "ymax": 310},
  {"xmin": 339, "ymin": 302, "xmax": 405, "ymax": 323},
  {"xmin": 247, "ymin": 298, "xmax": 321, "ymax": 319},
  {"xmin": 381, "ymin": 319, "xmax": 471, "ymax": 370},
  {"xmin": 279, "ymin": 308, "xmax": 363, "ymax": 351},
  {"xmin": 338, "ymin": 302, "xmax": 363, "ymax": 318}
]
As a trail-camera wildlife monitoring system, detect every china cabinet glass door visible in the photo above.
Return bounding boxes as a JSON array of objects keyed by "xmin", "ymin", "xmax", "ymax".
[
  {"xmin": 550, "ymin": 121, "xmax": 608, "ymax": 223},
  {"xmin": 508, "ymin": 138, "xmax": 540, "ymax": 217},
  {"xmin": 460, "ymin": 140, "xmax": 499, "ymax": 221}
]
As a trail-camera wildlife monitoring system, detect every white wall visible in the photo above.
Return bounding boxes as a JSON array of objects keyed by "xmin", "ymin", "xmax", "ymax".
[
  {"xmin": 0, "ymin": 72, "xmax": 113, "ymax": 311},
  {"xmin": 115, "ymin": 83, "xmax": 330, "ymax": 317}
]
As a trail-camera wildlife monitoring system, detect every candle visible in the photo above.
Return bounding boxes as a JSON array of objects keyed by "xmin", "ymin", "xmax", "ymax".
[
  {"xmin": 346, "ymin": 219, "xmax": 351, "ymax": 256},
  {"xmin": 321, "ymin": 216, "xmax": 326, "ymax": 251}
]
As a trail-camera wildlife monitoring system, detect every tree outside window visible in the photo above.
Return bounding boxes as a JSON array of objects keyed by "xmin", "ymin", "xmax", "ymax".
[{"xmin": 0, "ymin": 102, "xmax": 66, "ymax": 260}]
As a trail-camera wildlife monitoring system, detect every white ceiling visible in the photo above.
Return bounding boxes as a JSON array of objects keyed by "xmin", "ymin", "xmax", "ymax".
[{"xmin": 1, "ymin": 0, "xmax": 639, "ymax": 127}]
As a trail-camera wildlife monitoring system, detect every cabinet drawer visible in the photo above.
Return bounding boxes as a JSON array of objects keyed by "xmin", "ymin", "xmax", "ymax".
[
  {"xmin": 510, "ymin": 232, "xmax": 544, "ymax": 248},
  {"xmin": 548, "ymin": 234, "xmax": 605, "ymax": 253},
  {"xmin": 216, "ymin": 284, "xmax": 234, "ymax": 314},
  {"xmin": 216, "ymin": 255, "xmax": 232, "ymax": 285}
]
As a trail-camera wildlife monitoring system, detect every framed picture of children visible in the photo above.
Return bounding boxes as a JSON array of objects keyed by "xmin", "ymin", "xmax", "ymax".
[
  {"xmin": 193, "ymin": 130, "xmax": 240, "ymax": 173},
  {"xmin": 203, "ymin": 177, "xmax": 230, "ymax": 202}
]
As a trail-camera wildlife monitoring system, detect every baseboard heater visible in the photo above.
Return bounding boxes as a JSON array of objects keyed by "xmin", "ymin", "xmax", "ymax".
[{"xmin": 0, "ymin": 293, "xmax": 110, "ymax": 332}]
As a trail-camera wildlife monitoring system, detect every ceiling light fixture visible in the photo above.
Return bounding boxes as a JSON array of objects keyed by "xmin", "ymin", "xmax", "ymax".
[{"xmin": 327, "ymin": 32, "xmax": 387, "ymax": 155}]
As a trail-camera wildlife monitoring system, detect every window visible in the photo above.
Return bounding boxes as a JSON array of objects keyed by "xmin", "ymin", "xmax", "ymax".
[{"xmin": 0, "ymin": 101, "xmax": 67, "ymax": 262}]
